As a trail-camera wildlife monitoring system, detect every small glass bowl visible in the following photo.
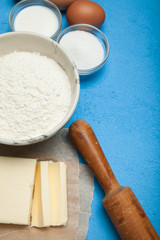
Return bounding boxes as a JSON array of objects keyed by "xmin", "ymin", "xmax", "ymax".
[
  {"xmin": 57, "ymin": 24, "xmax": 109, "ymax": 75},
  {"xmin": 9, "ymin": 0, "xmax": 62, "ymax": 40}
]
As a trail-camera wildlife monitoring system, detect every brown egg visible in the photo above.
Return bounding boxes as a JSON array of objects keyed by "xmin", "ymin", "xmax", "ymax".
[
  {"xmin": 66, "ymin": 0, "xmax": 105, "ymax": 28},
  {"xmin": 49, "ymin": 0, "xmax": 77, "ymax": 10}
]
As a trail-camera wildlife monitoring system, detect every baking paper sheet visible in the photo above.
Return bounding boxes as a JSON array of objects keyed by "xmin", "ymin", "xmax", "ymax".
[{"xmin": 0, "ymin": 129, "xmax": 94, "ymax": 240}]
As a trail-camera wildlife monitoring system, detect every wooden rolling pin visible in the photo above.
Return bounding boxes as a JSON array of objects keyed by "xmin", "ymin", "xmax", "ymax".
[{"xmin": 69, "ymin": 120, "xmax": 159, "ymax": 240}]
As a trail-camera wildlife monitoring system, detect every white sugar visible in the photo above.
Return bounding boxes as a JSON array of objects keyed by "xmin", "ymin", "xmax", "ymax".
[
  {"xmin": 0, "ymin": 51, "xmax": 71, "ymax": 141},
  {"xmin": 59, "ymin": 30, "xmax": 104, "ymax": 70}
]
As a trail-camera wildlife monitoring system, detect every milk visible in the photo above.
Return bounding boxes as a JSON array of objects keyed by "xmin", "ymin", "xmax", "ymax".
[{"xmin": 14, "ymin": 6, "xmax": 59, "ymax": 37}]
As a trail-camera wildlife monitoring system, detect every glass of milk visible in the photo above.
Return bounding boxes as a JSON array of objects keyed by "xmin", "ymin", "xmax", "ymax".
[{"xmin": 9, "ymin": 0, "xmax": 62, "ymax": 40}]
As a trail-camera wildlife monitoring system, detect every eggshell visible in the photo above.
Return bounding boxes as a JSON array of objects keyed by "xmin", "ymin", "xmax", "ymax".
[
  {"xmin": 66, "ymin": 0, "xmax": 105, "ymax": 28},
  {"xmin": 49, "ymin": 0, "xmax": 77, "ymax": 10}
]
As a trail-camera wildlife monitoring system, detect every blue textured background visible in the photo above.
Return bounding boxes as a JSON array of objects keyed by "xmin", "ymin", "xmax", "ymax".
[{"xmin": 0, "ymin": 0, "xmax": 160, "ymax": 239}]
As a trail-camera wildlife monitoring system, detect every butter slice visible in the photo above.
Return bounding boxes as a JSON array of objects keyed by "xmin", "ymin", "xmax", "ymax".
[
  {"xmin": 32, "ymin": 162, "xmax": 51, "ymax": 227},
  {"xmin": 49, "ymin": 162, "xmax": 67, "ymax": 226},
  {"xmin": 31, "ymin": 161, "xmax": 67, "ymax": 227},
  {"xmin": 31, "ymin": 163, "xmax": 43, "ymax": 227},
  {"xmin": 0, "ymin": 156, "xmax": 37, "ymax": 225}
]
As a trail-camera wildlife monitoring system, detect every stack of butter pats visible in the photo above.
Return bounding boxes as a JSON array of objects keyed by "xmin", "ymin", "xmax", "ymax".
[{"xmin": 0, "ymin": 156, "xmax": 67, "ymax": 227}]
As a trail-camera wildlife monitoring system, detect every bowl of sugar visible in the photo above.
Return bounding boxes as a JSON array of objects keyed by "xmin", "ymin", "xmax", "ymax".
[
  {"xmin": 9, "ymin": 0, "xmax": 62, "ymax": 40},
  {"xmin": 57, "ymin": 24, "xmax": 109, "ymax": 75},
  {"xmin": 0, "ymin": 32, "xmax": 79, "ymax": 146}
]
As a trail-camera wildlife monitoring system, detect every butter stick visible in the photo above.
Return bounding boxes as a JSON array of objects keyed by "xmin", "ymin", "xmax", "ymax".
[
  {"xmin": 0, "ymin": 156, "xmax": 37, "ymax": 225},
  {"xmin": 31, "ymin": 161, "xmax": 67, "ymax": 227},
  {"xmin": 49, "ymin": 162, "xmax": 67, "ymax": 226},
  {"xmin": 32, "ymin": 162, "xmax": 51, "ymax": 227}
]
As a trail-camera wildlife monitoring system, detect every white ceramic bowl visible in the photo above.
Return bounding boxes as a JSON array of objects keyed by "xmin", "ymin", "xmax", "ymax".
[{"xmin": 0, "ymin": 32, "xmax": 80, "ymax": 146}]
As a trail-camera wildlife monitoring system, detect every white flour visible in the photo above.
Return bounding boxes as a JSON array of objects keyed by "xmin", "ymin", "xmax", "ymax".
[
  {"xmin": 59, "ymin": 30, "xmax": 104, "ymax": 70},
  {"xmin": 0, "ymin": 51, "xmax": 71, "ymax": 141}
]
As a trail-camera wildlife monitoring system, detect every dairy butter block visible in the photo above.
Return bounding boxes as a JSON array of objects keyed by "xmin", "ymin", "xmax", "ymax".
[
  {"xmin": 49, "ymin": 162, "xmax": 67, "ymax": 226},
  {"xmin": 32, "ymin": 162, "xmax": 51, "ymax": 227},
  {"xmin": 0, "ymin": 157, "xmax": 67, "ymax": 227},
  {"xmin": 0, "ymin": 156, "xmax": 37, "ymax": 225},
  {"xmin": 32, "ymin": 161, "xmax": 67, "ymax": 227}
]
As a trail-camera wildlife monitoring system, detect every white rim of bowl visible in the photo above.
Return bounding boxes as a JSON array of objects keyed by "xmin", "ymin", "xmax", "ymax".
[
  {"xmin": 9, "ymin": 0, "xmax": 62, "ymax": 40},
  {"xmin": 0, "ymin": 32, "xmax": 80, "ymax": 146},
  {"xmin": 57, "ymin": 24, "xmax": 109, "ymax": 75}
]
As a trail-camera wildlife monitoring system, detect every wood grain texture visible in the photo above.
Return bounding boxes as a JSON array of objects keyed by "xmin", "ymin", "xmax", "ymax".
[{"xmin": 69, "ymin": 120, "xmax": 160, "ymax": 240}]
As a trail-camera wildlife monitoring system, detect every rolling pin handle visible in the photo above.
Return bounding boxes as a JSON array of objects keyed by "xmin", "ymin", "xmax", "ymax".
[{"xmin": 69, "ymin": 120, "xmax": 119, "ymax": 193}]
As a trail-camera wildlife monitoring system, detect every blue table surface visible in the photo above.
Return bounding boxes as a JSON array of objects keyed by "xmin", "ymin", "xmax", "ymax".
[{"xmin": 0, "ymin": 0, "xmax": 160, "ymax": 239}]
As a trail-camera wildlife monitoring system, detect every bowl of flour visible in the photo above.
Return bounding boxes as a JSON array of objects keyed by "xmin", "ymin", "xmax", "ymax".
[{"xmin": 0, "ymin": 32, "xmax": 79, "ymax": 145}]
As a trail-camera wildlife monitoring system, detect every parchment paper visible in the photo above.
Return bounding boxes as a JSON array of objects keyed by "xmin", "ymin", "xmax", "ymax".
[
  {"xmin": 0, "ymin": 129, "xmax": 94, "ymax": 240},
  {"xmin": 78, "ymin": 164, "xmax": 94, "ymax": 240}
]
